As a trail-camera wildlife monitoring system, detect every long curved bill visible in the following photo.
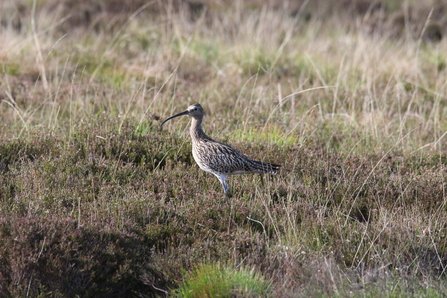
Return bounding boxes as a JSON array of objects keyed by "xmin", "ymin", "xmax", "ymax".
[{"xmin": 160, "ymin": 110, "xmax": 189, "ymax": 127}]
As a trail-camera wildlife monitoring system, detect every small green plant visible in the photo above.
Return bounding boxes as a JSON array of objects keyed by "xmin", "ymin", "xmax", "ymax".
[{"xmin": 173, "ymin": 263, "xmax": 271, "ymax": 298}]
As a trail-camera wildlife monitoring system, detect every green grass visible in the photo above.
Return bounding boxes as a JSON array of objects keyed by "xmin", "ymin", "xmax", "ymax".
[
  {"xmin": 173, "ymin": 263, "xmax": 271, "ymax": 297},
  {"xmin": 1, "ymin": 0, "xmax": 447, "ymax": 297},
  {"xmin": 232, "ymin": 125, "xmax": 300, "ymax": 146}
]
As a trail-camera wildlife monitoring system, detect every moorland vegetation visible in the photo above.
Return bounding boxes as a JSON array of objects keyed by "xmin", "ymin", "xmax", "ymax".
[{"xmin": 1, "ymin": 0, "xmax": 447, "ymax": 296}]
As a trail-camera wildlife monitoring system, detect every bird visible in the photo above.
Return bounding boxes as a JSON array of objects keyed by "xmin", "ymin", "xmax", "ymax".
[{"xmin": 160, "ymin": 103, "xmax": 281, "ymax": 197}]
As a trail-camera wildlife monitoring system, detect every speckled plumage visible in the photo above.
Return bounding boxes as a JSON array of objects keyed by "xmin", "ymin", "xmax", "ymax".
[{"xmin": 161, "ymin": 103, "xmax": 281, "ymax": 196}]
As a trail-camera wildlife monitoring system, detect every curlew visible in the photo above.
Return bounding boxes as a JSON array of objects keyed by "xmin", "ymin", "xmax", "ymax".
[{"xmin": 160, "ymin": 103, "xmax": 281, "ymax": 196}]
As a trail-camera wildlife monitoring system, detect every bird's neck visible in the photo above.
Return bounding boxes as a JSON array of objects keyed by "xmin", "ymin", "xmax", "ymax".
[{"xmin": 190, "ymin": 117, "xmax": 210, "ymax": 141}]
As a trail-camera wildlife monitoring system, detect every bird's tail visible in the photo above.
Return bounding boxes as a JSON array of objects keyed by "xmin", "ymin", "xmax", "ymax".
[{"xmin": 251, "ymin": 160, "xmax": 281, "ymax": 174}]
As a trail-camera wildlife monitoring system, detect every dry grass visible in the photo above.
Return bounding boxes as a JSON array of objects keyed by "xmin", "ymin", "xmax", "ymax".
[{"xmin": 1, "ymin": 0, "xmax": 447, "ymax": 297}]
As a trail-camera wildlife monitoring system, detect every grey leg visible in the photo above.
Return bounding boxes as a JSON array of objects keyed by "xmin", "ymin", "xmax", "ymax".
[{"xmin": 214, "ymin": 173, "xmax": 230, "ymax": 197}]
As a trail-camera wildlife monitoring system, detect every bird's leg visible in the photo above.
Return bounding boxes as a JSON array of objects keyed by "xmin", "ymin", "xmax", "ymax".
[
  {"xmin": 215, "ymin": 173, "xmax": 231, "ymax": 197},
  {"xmin": 222, "ymin": 178, "xmax": 231, "ymax": 197}
]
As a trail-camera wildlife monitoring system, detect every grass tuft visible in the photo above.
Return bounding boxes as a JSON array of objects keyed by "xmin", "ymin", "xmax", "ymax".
[{"xmin": 173, "ymin": 263, "xmax": 271, "ymax": 298}]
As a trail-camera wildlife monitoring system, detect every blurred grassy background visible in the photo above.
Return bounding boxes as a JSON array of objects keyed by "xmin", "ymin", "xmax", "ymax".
[{"xmin": 1, "ymin": 0, "xmax": 446, "ymax": 297}]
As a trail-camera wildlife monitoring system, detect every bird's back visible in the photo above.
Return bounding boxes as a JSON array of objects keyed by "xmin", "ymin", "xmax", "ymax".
[{"xmin": 192, "ymin": 138, "xmax": 280, "ymax": 176}]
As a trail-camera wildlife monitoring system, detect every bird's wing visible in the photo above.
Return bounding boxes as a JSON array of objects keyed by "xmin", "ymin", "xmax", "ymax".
[{"xmin": 195, "ymin": 141, "xmax": 278, "ymax": 174}]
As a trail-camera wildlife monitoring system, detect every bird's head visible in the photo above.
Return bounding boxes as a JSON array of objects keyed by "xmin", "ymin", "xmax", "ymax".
[{"xmin": 161, "ymin": 103, "xmax": 204, "ymax": 126}]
